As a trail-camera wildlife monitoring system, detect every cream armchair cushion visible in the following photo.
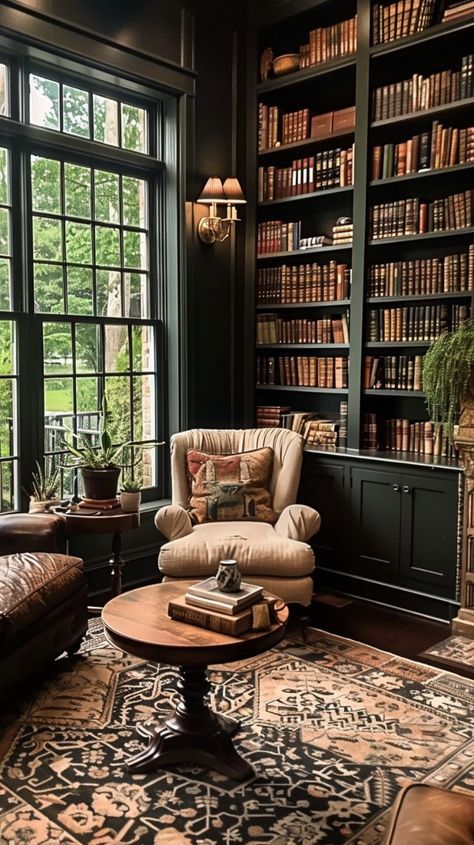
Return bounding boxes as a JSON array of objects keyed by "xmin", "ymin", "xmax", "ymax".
[{"xmin": 155, "ymin": 428, "xmax": 320, "ymax": 606}]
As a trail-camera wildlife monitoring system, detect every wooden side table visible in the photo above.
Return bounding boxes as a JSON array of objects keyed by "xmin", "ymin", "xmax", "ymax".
[{"xmin": 53, "ymin": 508, "xmax": 140, "ymax": 608}]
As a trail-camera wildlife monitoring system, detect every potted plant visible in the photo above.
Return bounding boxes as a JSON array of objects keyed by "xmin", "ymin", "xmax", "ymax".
[
  {"xmin": 120, "ymin": 477, "xmax": 141, "ymax": 512},
  {"xmin": 423, "ymin": 320, "xmax": 474, "ymax": 439},
  {"xmin": 62, "ymin": 394, "xmax": 163, "ymax": 502},
  {"xmin": 29, "ymin": 461, "xmax": 61, "ymax": 513}
]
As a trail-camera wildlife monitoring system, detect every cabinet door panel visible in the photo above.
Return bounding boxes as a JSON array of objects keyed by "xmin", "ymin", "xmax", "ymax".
[
  {"xmin": 350, "ymin": 468, "xmax": 401, "ymax": 575},
  {"xmin": 400, "ymin": 474, "xmax": 458, "ymax": 590},
  {"xmin": 298, "ymin": 459, "xmax": 347, "ymax": 568}
]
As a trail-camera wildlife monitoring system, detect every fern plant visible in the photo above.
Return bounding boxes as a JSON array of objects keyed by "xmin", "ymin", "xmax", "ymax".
[
  {"xmin": 423, "ymin": 320, "xmax": 474, "ymax": 438},
  {"xmin": 31, "ymin": 461, "xmax": 60, "ymax": 500}
]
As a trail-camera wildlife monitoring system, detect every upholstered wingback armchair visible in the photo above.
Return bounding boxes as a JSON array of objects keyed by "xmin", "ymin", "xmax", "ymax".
[{"xmin": 155, "ymin": 428, "xmax": 320, "ymax": 606}]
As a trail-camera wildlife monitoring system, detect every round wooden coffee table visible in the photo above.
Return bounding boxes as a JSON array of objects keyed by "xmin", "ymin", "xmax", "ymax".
[{"xmin": 102, "ymin": 580, "xmax": 288, "ymax": 781}]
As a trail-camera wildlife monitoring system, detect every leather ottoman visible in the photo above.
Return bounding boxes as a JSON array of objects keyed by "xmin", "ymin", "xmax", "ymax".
[
  {"xmin": 0, "ymin": 551, "xmax": 88, "ymax": 700},
  {"xmin": 383, "ymin": 784, "xmax": 474, "ymax": 845}
]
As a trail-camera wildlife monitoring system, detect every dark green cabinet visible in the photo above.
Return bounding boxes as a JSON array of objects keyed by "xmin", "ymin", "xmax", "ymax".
[
  {"xmin": 350, "ymin": 468, "xmax": 400, "ymax": 577},
  {"xmin": 298, "ymin": 459, "xmax": 348, "ymax": 569}
]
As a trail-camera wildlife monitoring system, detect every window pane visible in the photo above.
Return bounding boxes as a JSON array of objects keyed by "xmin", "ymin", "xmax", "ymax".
[
  {"xmin": 123, "ymin": 230, "xmax": 147, "ymax": 270},
  {"xmin": 126, "ymin": 272, "xmax": 147, "ymax": 319},
  {"xmin": 93, "ymin": 95, "xmax": 119, "ymax": 146},
  {"xmin": 132, "ymin": 325, "xmax": 153, "ymax": 371},
  {"xmin": 76, "ymin": 377, "xmax": 99, "ymax": 422},
  {"xmin": 65, "ymin": 163, "xmax": 91, "ymax": 219},
  {"xmin": 66, "ymin": 221, "xmax": 92, "ymax": 265},
  {"xmin": 0, "ymin": 258, "xmax": 10, "ymax": 309},
  {"xmin": 44, "ymin": 377, "xmax": 74, "ymax": 417},
  {"xmin": 34, "ymin": 263, "xmax": 64, "ymax": 314},
  {"xmin": 0, "ymin": 460, "xmax": 14, "ymax": 512},
  {"xmin": 105, "ymin": 324, "xmax": 130, "ymax": 372},
  {"xmin": 0, "ymin": 320, "xmax": 17, "ymax": 511},
  {"xmin": 95, "ymin": 170, "xmax": 120, "ymax": 223},
  {"xmin": 31, "ymin": 156, "xmax": 61, "ymax": 214},
  {"xmin": 122, "ymin": 176, "xmax": 146, "ymax": 227},
  {"xmin": 0, "ymin": 148, "xmax": 9, "ymax": 206},
  {"xmin": 96, "ymin": 269, "xmax": 121, "ymax": 317},
  {"xmin": 43, "ymin": 323, "xmax": 73, "ymax": 375},
  {"xmin": 63, "ymin": 85, "xmax": 90, "ymax": 138},
  {"xmin": 133, "ymin": 374, "xmax": 156, "ymax": 488},
  {"xmin": 33, "ymin": 217, "xmax": 62, "ymax": 262},
  {"xmin": 76, "ymin": 324, "xmax": 99, "ymax": 372},
  {"xmin": 0, "ymin": 208, "xmax": 9, "ymax": 255},
  {"xmin": 67, "ymin": 266, "xmax": 93, "ymax": 315},
  {"xmin": 30, "ymin": 75, "xmax": 60, "ymax": 130},
  {"xmin": 0, "ymin": 65, "xmax": 9, "ymax": 118},
  {"xmin": 0, "ymin": 319, "xmax": 15, "ymax": 373},
  {"xmin": 121, "ymin": 103, "xmax": 147, "ymax": 153},
  {"xmin": 106, "ymin": 375, "xmax": 131, "ymax": 441},
  {"xmin": 96, "ymin": 225, "xmax": 120, "ymax": 267}
]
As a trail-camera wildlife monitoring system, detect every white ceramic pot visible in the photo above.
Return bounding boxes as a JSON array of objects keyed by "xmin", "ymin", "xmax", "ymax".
[{"xmin": 120, "ymin": 491, "xmax": 141, "ymax": 512}]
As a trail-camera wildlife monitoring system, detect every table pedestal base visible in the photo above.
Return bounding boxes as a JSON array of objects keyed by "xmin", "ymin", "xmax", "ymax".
[{"xmin": 126, "ymin": 665, "xmax": 254, "ymax": 781}]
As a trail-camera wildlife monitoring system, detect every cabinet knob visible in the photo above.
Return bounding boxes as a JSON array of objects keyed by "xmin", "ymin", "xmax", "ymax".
[
  {"xmin": 403, "ymin": 485, "xmax": 411, "ymax": 494},
  {"xmin": 392, "ymin": 484, "xmax": 400, "ymax": 492}
]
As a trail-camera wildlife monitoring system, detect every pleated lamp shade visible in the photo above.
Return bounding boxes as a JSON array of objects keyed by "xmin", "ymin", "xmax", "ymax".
[
  {"xmin": 223, "ymin": 177, "xmax": 246, "ymax": 204},
  {"xmin": 196, "ymin": 177, "xmax": 226, "ymax": 204}
]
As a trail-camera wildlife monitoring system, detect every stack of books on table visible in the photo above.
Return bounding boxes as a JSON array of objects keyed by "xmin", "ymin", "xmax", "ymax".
[{"xmin": 168, "ymin": 578, "xmax": 275, "ymax": 635}]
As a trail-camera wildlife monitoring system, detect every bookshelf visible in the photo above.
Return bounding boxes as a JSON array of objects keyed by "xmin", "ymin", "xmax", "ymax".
[{"xmin": 246, "ymin": 0, "xmax": 473, "ymax": 620}]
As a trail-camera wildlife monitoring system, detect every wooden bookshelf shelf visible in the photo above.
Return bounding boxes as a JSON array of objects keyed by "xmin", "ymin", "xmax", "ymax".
[
  {"xmin": 256, "ymin": 299, "xmax": 351, "ymax": 310},
  {"xmin": 363, "ymin": 389, "xmax": 424, "ymax": 397},
  {"xmin": 257, "ymin": 244, "xmax": 352, "ymax": 261},
  {"xmin": 257, "ymin": 343, "xmax": 349, "ymax": 349},
  {"xmin": 303, "ymin": 445, "xmax": 459, "ymax": 469},
  {"xmin": 365, "ymin": 341, "xmax": 431, "ymax": 348},
  {"xmin": 257, "ymin": 55, "xmax": 356, "ymax": 95},
  {"xmin": 368, "ymin": 228, "xmax": 474, "ymax": 247},
  {"xmin": 258, "ymin": 128, "xmax": 355, "ymax": 158},
  {"xmin": 371, "ymin": 97, "xmax": 474, "ymax": 131},
  {"xmin": 258, "ymin": 185, "xmax": 353, "ymax": 207},
  {"xmin": 366, "ymin": 292, "xmax": 473, "ymax": 304},
  {"xmin": 256, "ymin": 385, "xmax": 348, "ymax": 394},
  {"xmin": 369, "ymin": 162, "xmax": 474, "ymax": 189},
  {"xmin": 370, "ymin": 15, "xmax": 474, "ymax": 58}
]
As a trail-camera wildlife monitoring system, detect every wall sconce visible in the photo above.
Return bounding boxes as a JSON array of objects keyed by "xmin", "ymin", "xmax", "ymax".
[{"xmin": 197, "ymin": 176, "xmax": 246, "ymax": 244}]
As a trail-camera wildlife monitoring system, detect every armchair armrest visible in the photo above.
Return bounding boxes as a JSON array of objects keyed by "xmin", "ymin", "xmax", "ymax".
[
  {"xmin": 155, "ymin": 504, "xmax": 193, "ymax": 541},
  {"xmin": 274, "ymin": 504, "xmax": 321, "ymax": 542}
]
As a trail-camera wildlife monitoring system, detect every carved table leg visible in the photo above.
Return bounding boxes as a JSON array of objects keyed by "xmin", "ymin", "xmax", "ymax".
[
  {"xmin": 126, "ymin": 665, "xmax": 254, "ymax": 781},
  {"xmin": 110, "ymin": 532, "xmax": 124, "ymax": 597}
]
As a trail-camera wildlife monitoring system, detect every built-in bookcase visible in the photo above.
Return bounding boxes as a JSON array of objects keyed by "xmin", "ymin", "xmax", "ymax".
[{"xmin": 249, "ymin": 0, "xmax": 474, "ymax": 467}]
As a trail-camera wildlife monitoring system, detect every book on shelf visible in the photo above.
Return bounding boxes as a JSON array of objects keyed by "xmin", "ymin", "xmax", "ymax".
[
  {"xmin": 298, "ymin": 16, "xmax": 357, "ymax": 69},
  {"xmin": 187, "ymin": 577, "xmax": 263, "ymax": 609},
  {"xmin": 257, "ymin": 105, "xmax": 355, "ymax": 150},
  {"xmin": 372, "ymin": 54, "xmax": 474, "ymax": 121},
  {"xmin": 257, "ymin": 355, "xmax": 348, "ymax": 388},
  {"xmin": 366, "ymin": 303, "xmax": 470, "ymax": 342},
  {"xmin": 442, "ymin": 0, "xmax": 474, "ymax": 22},
  {"xmin": 371, "ymin": 122, "xmax": 474, "ymax": 180},
  {"xmin": 368, "ymin": 247, "xmax": 474, "ymax": 296},
  {"xmin": 299, "ymin": 235, "xmax": 333, "ymax": 248},
  {"xmin": 257, "ymin": 145, "xmax": 354, "ymax": 202},
  {"xmin": 256, "ymin": 312, "xmax": 349, "ymax": 345},
  {"xmin": 256, "ymin": 405, "xmax": 291, "ymax": 427},
  {"xmin": 363, "ymin": 354, "xmax": 424, "ymax": 390},
  {"xmin": 362, "ymin": 414, "xmax": 455, "ymax": 458},
  {"xmin": 332, "ymin": 220, "xmax": 353, "ymax": 244},
  {"xmin": 372, "ymin": 0, "xmax": 438, "ymax": 46},
  {"xmin": 168, "ymin": 594, "xmax": 278, "ymax": 636},
  {"xmin": 257, "ymin": 261, "xmax": 351, "ymax": 304},
  {"xmin": 369, "ymin": 190, "xmax": 474, "ymax": 239}
]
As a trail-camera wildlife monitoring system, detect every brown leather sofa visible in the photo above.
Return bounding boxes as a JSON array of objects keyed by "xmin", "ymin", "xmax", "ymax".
[
  {"xmin": 0, "ymin": 513, "xmax": 88, "ymax": 701},
  {"xmin": 383, "ymin": 784, "xmax": 474, "ymax": 845}
]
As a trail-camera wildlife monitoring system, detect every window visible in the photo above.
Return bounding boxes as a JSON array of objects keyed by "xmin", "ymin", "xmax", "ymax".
[{"xmin": 0, "ymin": 49, "xmax": 167, "ymax": 509}]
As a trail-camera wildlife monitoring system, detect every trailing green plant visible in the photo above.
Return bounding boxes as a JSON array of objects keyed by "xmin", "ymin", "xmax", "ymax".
[
  {"xmin": 31, "ymin": 460, "xmax": 60, "ymax": 501},
  {"xmin": 62, "ymin": 394, "xmax": 164, "ymax": 470},
  {"xmin": 423, "ymin": 320, "xmax": 474, "ymax": 438},
  {"xmin": 120, "ymin": 477, "xmax": 141, "ymax": 493}
]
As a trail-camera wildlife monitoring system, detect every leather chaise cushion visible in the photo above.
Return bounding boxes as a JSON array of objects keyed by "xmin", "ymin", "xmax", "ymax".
[{"xmin": 383, "ymin": 784, "xmax": 474, "ymax": 845}]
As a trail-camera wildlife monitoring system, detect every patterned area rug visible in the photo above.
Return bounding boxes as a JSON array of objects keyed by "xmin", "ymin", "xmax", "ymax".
[
  {"xmin": 1, "ymin": 621, "xmax": 474, "ymax": 845},
  {"xmin": 420, "ymin": 635, "xmax": 474, "ymax": 675}
]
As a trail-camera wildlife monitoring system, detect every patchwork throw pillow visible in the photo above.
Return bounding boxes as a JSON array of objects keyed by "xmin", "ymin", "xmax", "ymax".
[{"xmin": 186, "ymin": 447, "xmax": 276, "ymax": 524}]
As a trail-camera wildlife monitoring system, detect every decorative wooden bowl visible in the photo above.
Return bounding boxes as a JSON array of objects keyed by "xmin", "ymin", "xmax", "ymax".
[{"xmin": 272, "ymin": 53, "xmax": 300, "ymax": 77}]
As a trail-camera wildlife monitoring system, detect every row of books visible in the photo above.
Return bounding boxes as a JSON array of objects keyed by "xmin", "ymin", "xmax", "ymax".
[
  {"xmin": 168, "ymin": 578, "xmax": 270, "ymax": 636},
  {"xmin": 256, "ymin": 262, "xmax": 351, "ymax": 305},
  {"xmin": 371, "ymin": 123, "xmax": 474, "ymax": 180},
  {"xmin": 257, "ymin": 105, "xmax": 355, "ymax": 151},
  {"xmin": 366, "ymin": 303, "xmax": 470, "ymax": 341},
  {"xmin": 372, "ymin": 0, "xmax": 437, "ymax": 46},
  {"xmin": 256, "ymin": 404, "xmax": 291, "ymax": 427},
  {"xmin": 442, "ymin": 1, "xmax": 474, "ymax": 22},
  {"xmin": 367, "ymin": 248, "xmax": 474, "ymax": 296},
  {"xmin": 257, "ymin": 147, "xmax": 354, "ymax": 201},
  {"xmin": 255, "ymin": 402, "xmax": 348, "ymax": 448},
  {"xmin": 304, "ymin": 418, "xmax": 339, "ymax": 448},
  {"xmin": 372, "ymin": 55, "xmax": 474, "ymax": 122},
  {"xmin": 362, "ymin": 414, "xmax": 455, "ymax": 458},
  {"xmin": 256, "ymin": 355, "xmax": 348, "ymax": 388},
  {"xmin": 257, "ymin": 220, "xmax": 344, "ymax": 255},
  {"xmin": 298, "ymin": 16, "xmax": 357, "ymax": 69},
  {"xmin": 369, "ymin": 191, "xmax": 474, "ymax": 239},
  {"xmin": 256, "ymin": 313, "xmax": 350, "ymax": 345},
  {"xmin": 364, "ymin": 354, "xmax": 424, "ymax": 391}
]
